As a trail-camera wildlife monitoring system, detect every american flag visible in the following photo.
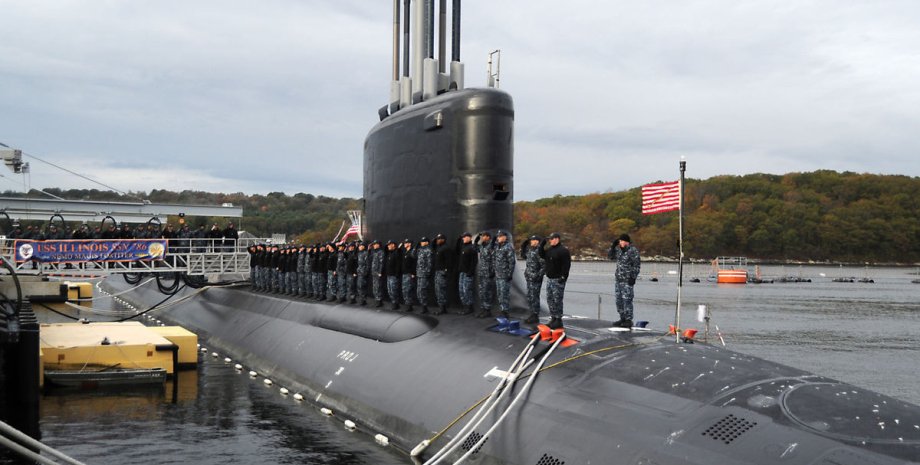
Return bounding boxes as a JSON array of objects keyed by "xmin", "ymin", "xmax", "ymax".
[
  {"xmin": 641, "ymin": 180, "xmax": 680, "ymax": 215},
  {"xmin": 338, "ymin": 224, "xmax": 361, "ymax": 243}
]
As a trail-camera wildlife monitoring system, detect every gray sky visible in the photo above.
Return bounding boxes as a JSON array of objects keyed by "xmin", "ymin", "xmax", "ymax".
[{"xmin": 2, "ymin": 1, "xmax": 918, "ymax": 201}]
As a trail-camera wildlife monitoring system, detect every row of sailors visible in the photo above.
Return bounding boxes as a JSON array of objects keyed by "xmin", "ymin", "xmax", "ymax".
[{"xmin": 248, "ymin": 230, "xmax": 572, "ymax": 329}]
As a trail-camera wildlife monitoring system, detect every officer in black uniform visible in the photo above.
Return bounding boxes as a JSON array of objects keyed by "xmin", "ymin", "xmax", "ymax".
[
  {"xmin": 346, "ymin": 242, "xmax": 359, "ymax": 303},
  {"xmin": 401, "ymin": 239, "xmax": 417, "ymax": 312},
  {"xmin": 457, "ymin": 232, "xmax": 477, "ymax": 315},
  {"xmin": 541, "ymin": 232, "xmax": 571, "ymax": 329},
  {"xmin": 384, "ymin": 241, "xmax": 402, "ymax": 310}
]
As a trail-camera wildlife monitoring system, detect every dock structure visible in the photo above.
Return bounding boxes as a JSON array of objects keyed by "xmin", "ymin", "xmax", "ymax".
[
  {"xmin": 0, "ymin": 302, "xmax": 40, "ymax": 441},
  {"xmin": 1, "ymin": 235, "xmax": 210, "ymax": 448},
  {"xmin": 1, "ymin": 238, "xmax": 259, "ymax": 277},
  {"xmin": 40, "ymin": 321, "xmax": 197, "ymax": 377}
]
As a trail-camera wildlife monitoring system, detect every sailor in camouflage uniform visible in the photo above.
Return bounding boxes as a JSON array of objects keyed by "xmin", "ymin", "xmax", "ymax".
[
  {"xmin": 296, "ymin": 245, "xmax": 307, "ymax": 296},
  {"xmin": 493, "ymin": 230, "xmax": 516, "ymax": 318},
  {"xmin": 335, "ymin": 243, "xmax": 348, "ymax": 302},
  {"xmin": 326, "ymin": 243, "xmax": 338, "ymax": 301},
  {"xmin": 313, "ymin": 244, "xmax": 328, "ymax": 300},
  {"xmin": 415, "ymin": 237, "xmax": 433, "ymax": 314},
  {"xmin": 432, "ymin": 234, "xmax": 451, "ymax": 315},
  {"xmin": 304, "ymin": 245, "xmax": 315, "ymax": 298},
  {"xmin": 523, "ymin": 235, "xmax": 545, "ymax": 324},
  {"xmin": 283, "ymin": 247, "xmax": 293, "ymax": 294},
  {"xmin": 269, "ymin": 245, "xmax": 281, "ymax": 293},
  {"xmin": 475, "ymin": 231, "xmax": 496, "ymax": 318},
  {"xmin": 356, "ymin": 242, "xmax": 369, "ymax": 305},
  {"xmin": 607, "ymin": 233, "xmax": 641, "ymax": 328},
  {"xmin": 370, "ymin": 241, "xmax": 386, "ymax": 307}
]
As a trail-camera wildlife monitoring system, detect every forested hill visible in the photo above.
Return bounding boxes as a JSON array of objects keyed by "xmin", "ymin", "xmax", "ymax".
[
  {"xmin": 1, "ymin": 188, "xmax": 361, "ymax": 245},
  {"xmin": 515, "ymin": 171, "xmax": 920, "ymax": 264},
  {"xmin": 4, "ymin": 170, "xmax": 919, "ymax": 263}
]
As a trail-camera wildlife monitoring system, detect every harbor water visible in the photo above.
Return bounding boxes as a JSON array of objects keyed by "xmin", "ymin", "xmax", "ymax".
[{"xmin": 7, "ymin": 263, "xmax": 920, "ymax": 464}]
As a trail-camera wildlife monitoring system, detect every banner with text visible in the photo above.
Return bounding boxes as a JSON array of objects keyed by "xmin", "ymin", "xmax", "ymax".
[{"xmin": 13, "ymin": 239, "xmax": 168, "ymax": 263}]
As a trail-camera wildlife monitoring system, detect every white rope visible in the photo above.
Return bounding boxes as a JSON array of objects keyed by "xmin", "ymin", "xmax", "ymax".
[
  {"xmin": 452, "ymin": 335, "xmax": 567, "ymax": 465},
  {"xmin": 424, "ymin": 337, "xmax": 539, "ymax": 465},
  {"xmin": 0, "ymin": 419, "xmax": 88, "ymax": 465}
]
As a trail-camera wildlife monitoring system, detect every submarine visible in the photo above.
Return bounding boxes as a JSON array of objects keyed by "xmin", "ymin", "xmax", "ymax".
[{"xmin": 107, "ymin": 1, "xmax": 920, "ymax": 464}]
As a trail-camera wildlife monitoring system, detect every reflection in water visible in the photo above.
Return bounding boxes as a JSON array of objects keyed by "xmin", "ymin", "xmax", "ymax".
[{"xmin": 38, "ymin": 358, "xmax": 407, "ymax": 465}]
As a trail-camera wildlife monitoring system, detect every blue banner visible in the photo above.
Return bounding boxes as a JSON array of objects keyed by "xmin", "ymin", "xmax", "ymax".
[{"xmin": 14, "ymin": 239, "xmax": 168, "ymax": 263}]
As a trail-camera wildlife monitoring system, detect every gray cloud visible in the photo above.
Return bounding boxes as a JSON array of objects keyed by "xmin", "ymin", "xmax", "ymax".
[{"xmin": 1, "ymin": 0, "xmax": 918, "ymax": 201}]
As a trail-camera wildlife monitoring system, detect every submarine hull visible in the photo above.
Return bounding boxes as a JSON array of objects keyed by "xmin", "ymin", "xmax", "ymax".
[{"xmin": 111, "ymin": 281, "xmax": 920, "ymax": 465}]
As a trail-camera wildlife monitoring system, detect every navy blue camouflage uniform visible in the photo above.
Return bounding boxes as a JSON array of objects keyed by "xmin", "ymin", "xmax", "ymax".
[
  {"xmin": 356, "ymin": 246, "xmax": 369, "ymax": 304},
  {"xmin": 415, "ymin": 243, "xmax": 433, "ymax": 309},
  {"xmin": 371, "ymin": 245, "xmax": 386, "ymax": 304},
  {"xmin": 335, "ymin": 248, "xmax": 348, "ymax": 301},
  {"xmin": 345, "ymin": 246, "xmax": 358, "ymax": 302},
  {"xmin": 493, "ymin": 236, "xmax": 516, "ymax": 315},
  {"xmin": 325, "ymin": 246, "xmax": 337, "ymax": 300},
  {"xmin": 524, "ymin": 241, "xmax": 545, "ymax": 316},
  {"xmin": 608, "ymin": 240, "xmax": 641, "ymax": 321},
  {"xmin": 384, "ymin": 245, "xmax": 402, "ymax": 308},
  {"xmin": 476, "ymin": 238, "xmax": 495, "ymax": 312},
  {"xmin": 296, "ymin": 247, "xmax": 306, "ymax": 295}
]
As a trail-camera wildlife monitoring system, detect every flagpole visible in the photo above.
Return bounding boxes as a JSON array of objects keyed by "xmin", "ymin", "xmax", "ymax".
[{"xmin": 674, "ymin": 157, "xmax": 686, "ymax": 343}]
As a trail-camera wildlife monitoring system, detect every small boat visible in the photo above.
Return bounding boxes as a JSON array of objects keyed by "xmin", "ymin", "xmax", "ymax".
[
  {"xmin": 712, "ymin": 256, "xmax": 748, "ymax": 284},
  {"xmin": 859, "ymin": 265, "xmax": 875, "ymax": 283},
  {"xmin": 747, "ymin": 265, "xmax": 773, "ymax": 284},
  {"xmin": 45, "ymin": 367, "xmax": 167, "ymax": 388}
]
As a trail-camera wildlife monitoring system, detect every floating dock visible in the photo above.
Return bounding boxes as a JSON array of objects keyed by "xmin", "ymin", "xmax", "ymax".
[{"xmin": 39, "ymin": 321, "xmax": 197, "ymax": 383}]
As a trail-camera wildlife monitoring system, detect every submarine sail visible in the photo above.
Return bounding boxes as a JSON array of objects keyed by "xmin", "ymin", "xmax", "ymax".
[{"xmin": 363, "ymin": 0, "xmax": 513, "ymax": 242}]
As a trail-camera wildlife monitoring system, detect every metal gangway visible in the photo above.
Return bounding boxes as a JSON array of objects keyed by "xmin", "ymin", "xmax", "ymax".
[{"xmin": 0, "ymin": 238, "xmax": 267, "ymax": 277}]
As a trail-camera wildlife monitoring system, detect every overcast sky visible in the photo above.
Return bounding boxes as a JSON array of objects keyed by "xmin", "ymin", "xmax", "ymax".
[{"xmin": 2, "ymin": 1, "xmax": 918, "ymax": 201}]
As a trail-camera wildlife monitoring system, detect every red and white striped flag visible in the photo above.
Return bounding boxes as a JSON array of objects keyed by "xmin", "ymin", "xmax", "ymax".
[
  {"xmin": 641, "ymin": 180, "xmax": 680, "ymax": 215},
  {"xmin": 337, "ymin": 224, "xmax": 361, "ymax": 243}
]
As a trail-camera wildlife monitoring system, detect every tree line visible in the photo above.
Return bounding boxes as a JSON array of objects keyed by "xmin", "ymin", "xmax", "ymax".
[
  {"xmin": 514, "ymin": 170, "xmax": 920, "ymax": 263},
  {"xmin": 4, "ymin": 170, "xmax": 919, "ymax": 263}
]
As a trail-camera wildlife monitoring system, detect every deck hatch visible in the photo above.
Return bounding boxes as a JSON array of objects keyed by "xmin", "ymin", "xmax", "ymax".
[
  {"xmin": 702, "ymin": 414, "xmax": 757, "ymax": 444},
  {"xmin": 460, "ymin": 431, "xmax": 487, "ymax": 455},
  {"xmin": 535, "ymin": 453, "xmax": 565, "ymax": 465}
]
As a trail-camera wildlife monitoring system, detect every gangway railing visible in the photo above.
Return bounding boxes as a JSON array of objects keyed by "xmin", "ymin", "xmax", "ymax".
[{"xmin": 1, "ymin": 238, "xmax": 275, "ymax": 277}]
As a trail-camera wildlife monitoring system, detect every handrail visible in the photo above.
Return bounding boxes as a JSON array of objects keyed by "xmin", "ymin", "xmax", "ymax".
[{"xmin": 0, "ymin": 237, "xmax": 272, "ymax": 277}]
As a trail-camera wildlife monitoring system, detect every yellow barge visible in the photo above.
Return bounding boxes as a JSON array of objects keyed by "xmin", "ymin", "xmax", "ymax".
[{"xmin": 39, "ymin": 321, "xmax": 197, "ymax": 388}]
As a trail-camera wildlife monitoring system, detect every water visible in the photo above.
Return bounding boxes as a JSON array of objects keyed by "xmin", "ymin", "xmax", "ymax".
[
  {"xmin": 15, "ymin": 264, "xmax": 920, "ymax": 463},
  {"xmin": 565, "ymin": 263, "xmax": 920, "ymax": 404}
]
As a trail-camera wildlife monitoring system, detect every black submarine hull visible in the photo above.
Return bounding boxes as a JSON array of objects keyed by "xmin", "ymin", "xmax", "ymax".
[{"xmin": 111, "ymin": 280, "xmax": 920, "ymax": 465}]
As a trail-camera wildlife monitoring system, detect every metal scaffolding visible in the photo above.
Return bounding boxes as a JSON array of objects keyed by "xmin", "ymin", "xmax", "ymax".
[{"xmin": 1, "ymin": 238, "xmax": 261, "ymax": 277}]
